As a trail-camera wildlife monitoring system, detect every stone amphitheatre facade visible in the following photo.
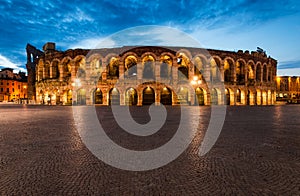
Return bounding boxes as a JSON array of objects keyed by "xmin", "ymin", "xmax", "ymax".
[{"xmin": 26, "ymin": 42, "xmax": 277, "ymax": 106}]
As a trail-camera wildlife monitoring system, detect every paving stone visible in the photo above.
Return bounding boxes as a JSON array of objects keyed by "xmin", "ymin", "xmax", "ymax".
[{"xmin": 0, "ymin": 105, "xmax": 299, "ymax": 195}]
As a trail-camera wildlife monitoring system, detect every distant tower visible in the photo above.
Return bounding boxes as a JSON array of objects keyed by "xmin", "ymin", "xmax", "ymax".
[{"xmin": 26, "ymin": 44, "xmax": 43, "ymax": 103}]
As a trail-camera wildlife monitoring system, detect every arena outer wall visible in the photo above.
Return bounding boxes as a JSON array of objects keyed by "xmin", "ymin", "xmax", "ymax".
[{"xmin": 26, "ymin": 43, "xmax": 277, "ymax": 106}]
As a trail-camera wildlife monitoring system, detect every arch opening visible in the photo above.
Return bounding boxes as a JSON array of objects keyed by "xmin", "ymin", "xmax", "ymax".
[
  {"xmin": 77, "ymin": 89, "xmax": 86, "ymax": 105},
  {"xmin": 160, "ymin": 87, "xmax": 172, "ymax": 105},
  {"xmin": 142, "ymin": 87, "xmax": 155, "ymax": 105},
  {"xmin": 94, "ymin": 88, "xmax": 103, "ymax": 104},
  {"xmin": 125, "ymin": 87, "xmax": 137, "ymax": 105},
  {"xmin": 178, "ymin": 87, "xmax": 189, "ymax": 105},
  {"xmin": 109, "ymin": 88, "xmax": 120, "ymax": 105},
  {"xmin": 211, "ymin": 88, "xmax": 218, "ymax": 105},
  {"xmin": 195, "ymin": 87, "xmax": 205, "ymax": 105}
]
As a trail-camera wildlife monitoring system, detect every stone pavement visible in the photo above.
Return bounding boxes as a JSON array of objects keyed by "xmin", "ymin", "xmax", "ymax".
[{"xmin": 0, "ymin": 105, "xmax": 299, "ymax": 195}]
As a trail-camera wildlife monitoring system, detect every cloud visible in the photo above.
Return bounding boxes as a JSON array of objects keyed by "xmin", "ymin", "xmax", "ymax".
[
  {"xmin": 0, "ymin": 54, "xmax": 26, "ymax": 73},
  {"xmin": 68, "ymin": 26, "xmax": 203, "ymax": 49},
  {"xmin": 69, "ymin": 37, "xmax": 116, "ymax": 49},
  {"xmin": 0, "ymin": 0, "xmax": 300, "ymax": 77},
  {"xmin": 277, "ymin": 60, "xmax": 300, "ymax": 76},
  {"xmin": 278, "ymin": 60, "xmax": 300, "ymax": 69},
  {"xmin": 62, "ymin": 7, "xmax": 94, "ymax": 23},
  {"xmin": 277, "ymin": 68, "xmax": 300, "ymax": 76}
]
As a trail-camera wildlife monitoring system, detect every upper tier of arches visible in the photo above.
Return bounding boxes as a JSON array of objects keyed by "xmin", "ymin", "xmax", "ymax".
[{"xmin": 36, "ymin": 46, "xmax": 277, "ymax": 86}]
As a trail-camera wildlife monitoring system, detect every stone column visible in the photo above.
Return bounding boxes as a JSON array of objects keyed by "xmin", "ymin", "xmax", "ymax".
[
  {"xmin": 103, "ymin": 89, "xmax": 108, "ymax": 105},
  {"xmin": 155, "ymin": 88, "xmax": 160, "ymax": 105},
  {"xmin": 155, "ymin": 61, "xmax": 160, "ymax": 82},
  {"xmin": 120, "ymin": 91, "xmax": 125, "ymax": 106},
  {"xmin": 137, "ymin": 89, "xmax": 142, "ymax": 106},
  {"xmin": 172, "ymin": 59, "xmax": 178, "ymax": 84},
  {"xmin": 119, "ymin": 61, "xmax": 124, "ymax": 80},
  {"xmin": 137, "ymin": 61, "xmax": 142, "ymax": 81}
]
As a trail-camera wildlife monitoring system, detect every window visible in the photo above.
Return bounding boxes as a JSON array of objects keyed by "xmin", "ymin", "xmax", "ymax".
[
  {"xmin": 18, "ymin": 85, "xmax": 20, "ymax": 89},
  {"xmin": 1, "ymin": 88, "xmax": 3, "ymax": 92},
  {"xmin": 12, "ymin": 88, "xmax": 14, "ymax": 92},
  {"xmin": 7, "ymin": 88, "xmax": 9, "ymax": 93}
]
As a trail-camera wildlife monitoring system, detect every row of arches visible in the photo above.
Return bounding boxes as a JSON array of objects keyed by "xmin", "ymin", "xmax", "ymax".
[
  {"xmin": 37, "ymin": 86, "xmax": 275, "ymax": 106},
  {"xmin": 225, "ymin": 88, "xmax": 275, "ymax": 105},
  {"xmin": 36, "ymin": 50, "xmax": 276, "ymax": 86},
  {"xmin": 77, "ymin": 86, "xmax": 198, "ymax": 106}
]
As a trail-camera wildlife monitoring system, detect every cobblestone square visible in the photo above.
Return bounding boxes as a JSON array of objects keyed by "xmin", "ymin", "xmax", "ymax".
[{"xmin": 0, "ymin": 105, "xmax": 299, "ymax": 195}]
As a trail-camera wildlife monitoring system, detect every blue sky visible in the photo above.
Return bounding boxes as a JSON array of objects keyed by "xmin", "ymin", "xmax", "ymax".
[{"xmin": 0, "ymin": 0, "xmax": 300, "ymax": 76}]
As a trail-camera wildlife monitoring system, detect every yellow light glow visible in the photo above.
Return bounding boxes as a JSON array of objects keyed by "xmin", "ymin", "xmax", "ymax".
[
  {"xmin": 276, "ymin": 77, "xmax": 280, "ymax": 82},
  {"xmin": 193, "ymin": 76, "xmax": 198, "ymax": 81}
]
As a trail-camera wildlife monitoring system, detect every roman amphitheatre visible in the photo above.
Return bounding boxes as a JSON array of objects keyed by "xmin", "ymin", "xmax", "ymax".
[{"xmin": 26, "ymin": 42, "xmax": 277, "ymax": 106}]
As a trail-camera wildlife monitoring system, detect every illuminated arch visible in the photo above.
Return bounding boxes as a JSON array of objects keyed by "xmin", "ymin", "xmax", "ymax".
[
  {"xmin": 88, "ymin": 55, "xmax": 103, "ymax": 79},
  {"xmin": 125, "ymin": 87, "xmax": 138, "ymax": 105},
  {"xmin": 124, "ymin": 55, "xmax": 138, "ymax": 78},
  {"xmin": 177, "ymin": 52, "xmax": 190, "ymax": 81},
  {"xmin": 160, "ymin": 54, "xmax": 173, "ymax": 79},
  {"xmin": 142, "ymin": 87, "xmax": 155, "ymax": 105},
  {"xmin": 195, "ymin": 87, "xmax": 205, "ymax": 105},
  {"xmin": 193, "ymin": 55, "xmax": 206, "ymax": 82},
  {"xmin": 256, "ymin": 62, "xmax": 262, "ymax": 82},
  {"xmin": 61, "ymin": 57, "xmax": 72, "ymax": 79},
  {"xmin": 50, "ymin": 59, "xmax": 60, "ymax": 79},
  {"xmin": 94, "ymin": 88, "xmax": 103, "ymax": 104},
  {"xmin": 142, "ymin": 54, "xmax": 155, "ymax": 79},
  {"xmin": 109, "ymin": 88, "xmax": 120, "ymax": 105},
  {"xmin": 160, "ymin": 86, "xmax": 172, "ymax": 105},
  {"xmin": 224, "ymin": 58, "xmax": 235, "ymax": 83},
  {"xmin": 236, "ymin": 59, "xmax": 246, "ymax": 85},
  {"xmin": 107, "ymin": 56, "xmax": 119, "ymax": 77},
  {"xmin": 44, "ymin": 60, "xmax": 50, "ymax": 79}
]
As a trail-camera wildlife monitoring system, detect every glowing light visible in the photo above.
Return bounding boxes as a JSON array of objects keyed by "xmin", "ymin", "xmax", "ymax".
[
  {"xmin": 193, "ymin": 76, "xmax": 198, "ymax": 81},
  {"xmin": 276, "ymin": 77, "xmax": 281, "ymax": 82},
  {"xmin": 73, "ymin": 79, "xmax": 82, "ymax": 87},
  {"xmin": 191, "ymin": 80, "xmax": 196, "ymax": 85}
]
